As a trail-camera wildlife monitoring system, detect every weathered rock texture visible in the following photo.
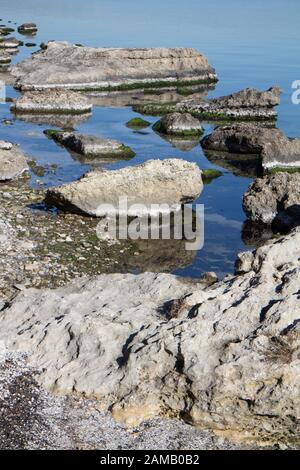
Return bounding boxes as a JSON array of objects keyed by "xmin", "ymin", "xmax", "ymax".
[
  {"xmin": 0, "ymin": 142, "xmax": 28, "ymax": 180},
  {"xmin": 177, "ymin": 87, "xmax": 281, "ymax": 120},
  {"xmin": 11, "ymin": 41, "xmax": 217, "ymax": 91},
  {"xmin": 0, "ymin": 229, "xmax": 299, "ymax": 445},
  {"xmin": 45, "ymin": 159, "xmax": 203, "ymax": 216},
  {"xmin": 0, "ymin": 350, "xmax": 259, "ymax": 450},
  {"xmin": 243, "ymin": 173, "xmax": 300, "ymax": 230},
  {"xmin": 44, "ymin": 130, "xmax": 135, "ymax": 159},
  {"xmin": 201, "ymin": 124, "xmax": 300, "ymax": 170},
  {"xmin": 11, "ymin": 89, "xmax": 93, "ymax": 114},
  {"xmin": 153, "ymin": 112, "xmax": 203, "ymax": 136}
]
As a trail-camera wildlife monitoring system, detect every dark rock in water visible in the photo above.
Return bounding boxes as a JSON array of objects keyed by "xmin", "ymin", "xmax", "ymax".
[
  {"xmin": 25, "ymin": 42, "xmax": 36, "ymax": 48},
  {"xmin": 17, "ymin": 23, "xmax": 38, "ymax": 35},
  {"xmin": 11, "ymin": 89, "xmax": 93, "ymax": 115},
  {"xmin": 177, "ymin": 87, "xmax": 281, "ymax": 121},
  {"xmin": 0, "ymin": 37, "xmax": 21, "ymax": 50},
  {"xmin": 243, "ymin": 173, "xmax": 300, "ymax": 231},
  {"xmin": 201, "ymin": 123, "xmax": 300, "ymax": 170},
  {"xmin": 11, "ymin": 40, "xmax": 217, "ymax": 91},
  {"xmin": 44, "ymin": 130, "xmax": 136, "ymax": 161},
  {"xmin": 153, "ymin": 112, "xmax": 203, "ymax": 136}
]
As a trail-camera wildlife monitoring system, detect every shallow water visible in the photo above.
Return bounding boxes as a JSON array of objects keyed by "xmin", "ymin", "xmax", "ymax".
[{"xmin": 0, "ymin": 0, "xmax": 300, "ymax": 278}]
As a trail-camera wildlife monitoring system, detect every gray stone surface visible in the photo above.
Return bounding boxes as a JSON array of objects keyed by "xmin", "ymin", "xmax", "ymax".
[
  {"xmin": 45, "ymin": 159, "xmax": 203, "ymax": 216},
  {"xmin": 11, "ymin": 89, "xmax": 93, "ymax": 114},
  {"xmin": 0, "ymin": 229, "xmax": 299, "ymax": 445},
  {"xmin": 0, "ymin": 143, "xmax": 28, "ymax": 181},
  {"xmin": 243, "ymin": 172, "xmax": 300, "ymax": 229},
  {"xmin": 0, "ymin": 349, "xmax": 262, "ymax": 450},
  {"xmin": 177, "ymin": 87, "xmax": 281, "ymax": 120},
  {"xmin": 11, "ymin": 41, "xmax": 217, "ymax": 91},
  {"xmin": 201, "ymin": 124, "xmax": 300, "ymax": 169},
  {"xmin": 153, "ymin": 112, "xmax": 203, "ymax": 136}
]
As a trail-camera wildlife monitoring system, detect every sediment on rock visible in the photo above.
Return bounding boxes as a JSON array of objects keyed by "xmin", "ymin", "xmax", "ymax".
[
  {"xmin": 11, "ymin": 41, "xmax": 217, "ymax": 91},
  {"xmin": 45, "ymin": 159, "xmax": 203, "ymax": 216},
  {"xmin": 0, "ymin": 230, "xmax": 299, "ymax": 445}
]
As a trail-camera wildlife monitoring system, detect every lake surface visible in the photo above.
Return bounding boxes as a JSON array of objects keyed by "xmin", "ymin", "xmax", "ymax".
[{"xmin": 0, "ymin": 0, "xmax": 300, "ymax": 278}]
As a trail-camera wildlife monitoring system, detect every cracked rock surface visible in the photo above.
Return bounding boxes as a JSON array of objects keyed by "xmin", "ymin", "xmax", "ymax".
[{"xmin": 0, "ymin": 229, "xmax": 299, "ymax": 445}]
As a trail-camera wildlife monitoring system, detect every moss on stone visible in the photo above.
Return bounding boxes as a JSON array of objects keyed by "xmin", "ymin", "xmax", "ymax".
[
  {"xmin": 75, "ymin": 77, "xmax": 218, "ymax": 93},
  {"xmin": 267, "ymin": 166, "xmax": 300, "ymax": 174},
  {"xmin": 126, "ymin": 117, "xmax": 151, "ymax": 129},
  {"xmin": 132, "ymin": 103, "xmax": 177, "ymax": 117},
  {"xmin": 152, "ymin": 120, "xmax": 203, "ymax": 137},
  {"xmin": 202, "ymin": 168, "xmax": 223, "ymax": 183}
]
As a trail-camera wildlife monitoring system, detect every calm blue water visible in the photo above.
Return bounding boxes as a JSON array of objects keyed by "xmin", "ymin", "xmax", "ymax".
[{"xmin": 0, "ymin": 0, "xmax": 300, "ymax": 277}]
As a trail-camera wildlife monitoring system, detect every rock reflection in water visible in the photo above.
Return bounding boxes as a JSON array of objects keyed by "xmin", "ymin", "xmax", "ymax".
[
  {"xmin": 12, "ymin": 112, "xmax": 92, "ymax": 129},
  {"xmin": 202, "ymin": 149, "xmax": 261, "ymax": 178}
]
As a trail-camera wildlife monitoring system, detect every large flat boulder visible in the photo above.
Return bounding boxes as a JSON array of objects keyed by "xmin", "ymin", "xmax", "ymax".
[
  {"xmin": 201, "ymin": 124, "xmax": 300, "ymax": 170},
  {"xmin": 11, "ymin": 89, "xmax": 93, "ymax": 114},
  {"xmin": 0, "ymin": 141, "xmax": 28, "ymax": 181},
  {"xmin": 44, "ymin": 130, "xmax": 135, "ymax": 160},
  {"xmin": 243, "ymin": 172, "xmax": 300, "ymax": 230},
  {"xmin": 45, "ymin": 159, "xmax": 203, "ymax": 216},
  {"xmin": 0, "ymin": 229, "xmax": 299, "ymax": 445},
  {"xmin": 11, "ymin": 41, "xmax": 217, "ymax": 92}
]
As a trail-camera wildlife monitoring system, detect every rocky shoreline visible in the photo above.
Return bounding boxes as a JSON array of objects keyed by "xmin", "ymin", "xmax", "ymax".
[{"xmin": 0, "ymin": 20, "xmax": 299, "ymax": 450}]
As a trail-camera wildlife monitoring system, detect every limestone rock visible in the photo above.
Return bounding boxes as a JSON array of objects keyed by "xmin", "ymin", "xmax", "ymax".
[
  {"xmin": 11, "ymin": 89, "xmax": 93, "ymax": 114},
  {"xmin": 44, "ymin": 130, "xmax": 135, "ymax": 159},
  {"xmin": 234, "ymin": 251, "xmax": 255, "ymax": 274},
  {"xmin": 0, "ymin": 143, "xmax": 28, "ymax": 180},
  {"xmin": 177, "ymin": 87, "xmax": 281, "ymax": 120},
  {"xmin": 153, "ymin": 112, "xmax": 203, "ymax": 136},
  {"xmin": 0, "ymin": 37, "xmax": 20, "ymax": 50},
  {"xmin": 243, "ymin": 173, "xmax": 300, "ymax": 229},
  {"xmin": 0, "ymin": 230, "xmax": 299, "ymax": 444},
  {"xmin": 201, "ymin": 124, "xmax": 300, "ymax": 170},
  {"xmin": 11, "ymin": 41, "xmax": 217, "ymax": 91},
  {"xmin": 45, "ymin": 159, "xmax": 203, "ymax": 216}
]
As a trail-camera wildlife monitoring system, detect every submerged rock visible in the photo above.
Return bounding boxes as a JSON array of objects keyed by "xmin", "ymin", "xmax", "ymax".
[
  {"xmin": 201, "ymin": 124, "xmax": 300, "ymax": 170},
  {"xmin": 0, "ymin": 141, "xmax": 28, "ymax": 180},
  {"xmin": 177, "ymin": 87, "xmax": 281, "ymax": 121},
  {"xmin": 44, "ymin": 130, "xmax": 135, "ymax": 160},
  {"xmin": 11, "ymin": 89, "xmax": 93, "ymax": 114},
  {"xmin": 12, "ymin": 41, "xmax": 217, "ymax": 91},
  {"xmin": 243, "ymin": 172, "xmax": 300, "ymax": 231},
  {"xmin": 17, "ymin": 23, "xmax": 38, "ymax": 35},
  {"xmin": 0, "ymin": 229, "xmax": 299, "ymax": 445},
  {"xmin": 153, "ymin": 112, "xmax": 203, "ymax": 136},
  {"xmin": 126, "ymin": 117, "xmax": 151, "ymax": 129},
  {"xmin": 45, "ymin": 159, "xmax": 203, "ymax": 216}
]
